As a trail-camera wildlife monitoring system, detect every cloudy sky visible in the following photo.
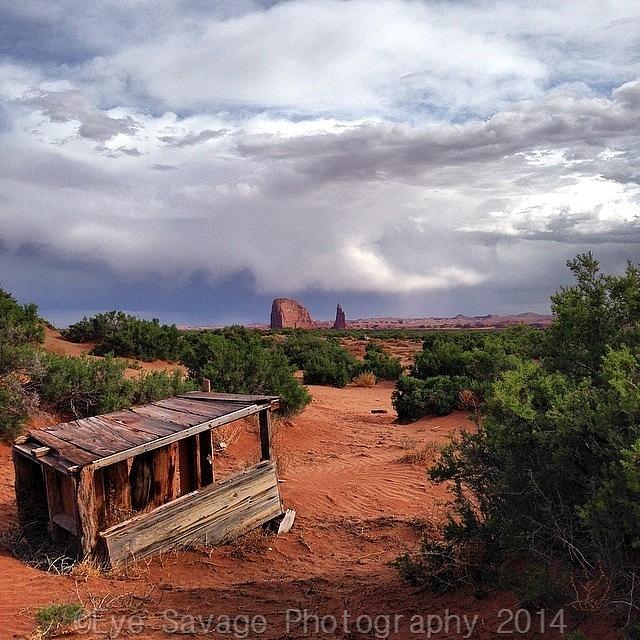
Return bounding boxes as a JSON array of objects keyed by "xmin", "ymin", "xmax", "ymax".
[{"xmin": 1, "ymin": 0, "xmax": 639, "ymax": 326}]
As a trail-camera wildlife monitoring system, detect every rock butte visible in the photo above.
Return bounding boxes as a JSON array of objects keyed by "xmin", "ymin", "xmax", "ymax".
[
  {"xmin": 270, "ymin": 298, "xmax": 316, "ymax": 329},
  {"xmin": 333, "ymin": 303, "xmax": 347, "ymax": 330}
]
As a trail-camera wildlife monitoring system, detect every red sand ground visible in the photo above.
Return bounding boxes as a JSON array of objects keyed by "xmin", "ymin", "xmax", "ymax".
[
  {"xmin": 0, "ymin": 382, "xmax": 619, "ymax": 639},
  {"xmin": 0, "ymin": 330, "xmax": 619, "ymax": 638}
]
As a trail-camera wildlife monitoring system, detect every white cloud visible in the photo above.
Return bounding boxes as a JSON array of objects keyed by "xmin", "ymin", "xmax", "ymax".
[{"xmin": 0, "ymin": 0, "xmax": 639, "ymax": 318}]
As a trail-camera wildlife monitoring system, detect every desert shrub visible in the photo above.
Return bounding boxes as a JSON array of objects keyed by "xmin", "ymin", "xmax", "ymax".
[
  {"xmin": 413, "ymin": 338, "xmax": 469, "ymax": 378},
  {"xmin": 302, "ymin": 350, "xmax": 359, "ymax": 387},
  {"xmin": 182, "ymin": 327, "xmax": 310, "ymax": 415},
  {"xmin": 0, "ymin": 288, "xmax": 44, "ymax": 440},
  {"xmin": 519, "ymin": 565, "xmax": 568, "ymax": 610},
  {"xmin": 392, "ymin": 375, "xmax": 471, "ymax": 421},
  {"xmin": 132, "ymin": 369, "xmax": 198, "ymax": 404},
  {"xmin": 352, "ymin": 371, "xmax": 377, "ymax": 387},
  {"xmin": 282, "ymin": 332, "xmax": 361, "ymax": 387},
  {"xmin": 362, "ymin": 342, "xmax": 402, "ymax": 380},
  {"xmin": 398, "ymin": 323, "xmax": 540, "ymax": 421},
  {"xmin": 399, "ymin": 254, "xmax": 640, "ymax": 621},
  {"xmin": 64, "ymin": 310, "xmax": 183, "ymax": 361},
  {"xmin": 35, "ymin": 602, "xmax": 83, "ymax": 636},
  {"xmin": 33, "ymin": 354, "xmax": 196, "ymax": 419},
  {"xmin": 281, "ymin": 332, "xmax": 327, "ymax": 368},
  {"xmin": 33, "ymin": 354, "xmax": 135, "ymax": 417}
]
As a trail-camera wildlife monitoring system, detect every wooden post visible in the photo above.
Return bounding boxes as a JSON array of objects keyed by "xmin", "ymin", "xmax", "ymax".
[
  {"xmin": 103, "ymin": 460, "xmax": 132, "ymax": 518},
  {"xmin": 201, "ymin": 378, "xmax": 211, "ymax": 393},
  {"xmin": 259, "ymin": 409, "xmax": 272, "ymax": 461},
  {"xmin": 43, "ymin": 467, "xmax": 64, "ymax": 537},
  {"xmin": 75, "ymin": 466, "xmax": 100, "ymax": 558},
  {"xmin": 150, "ymin": 444, "xmax": 178, "ymax": 507}
]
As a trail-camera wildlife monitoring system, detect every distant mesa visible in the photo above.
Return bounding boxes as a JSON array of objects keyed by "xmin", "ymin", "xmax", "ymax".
[
  {"xmin": 270, "ymin": 298, "xmax": 316, "ymax": 329},
  {"xmin": 333, "ymin": 303, "xmax": 347, "ymax": 330},
  {"xmin": 267, "ymin": 298, "xmax": 551, "ymax": 331}
]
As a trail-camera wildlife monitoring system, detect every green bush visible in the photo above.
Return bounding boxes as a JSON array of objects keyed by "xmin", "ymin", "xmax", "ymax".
[
  {"xmin": 33, "ymin": 354, "xmax": 136, "ymax": 417},
  {"xmin": 398, "ymin": 324, "xmax": 540, "ymax": 421},
  {"xmin": 182, "ymin": 327, "xmax": 311, "ymax": 415},
  {"xmin": 132, "ymin": 369, "xmax": 198, "ymax": 405},
  {"xmin": 362, "ymin": 342, "xmax": 402, "ymax": 380},
  {"xmin": 283, "ymin": 332, "xmax": 362, "ymax": 388},
  {"xmin": 0, "ymin": 288, "xmax": 44, "ymax": 440},
  {"xmin": 33, "ymin": 354, "xmax": 196, "ymax": 419},
  {"xmin": 283, "ymin": 332, "xmax": 361, "ymax": 387},
  {"xmin": 281, "ymin": 332, "xmax": 328, "ymax": 368},
  {"xmin": 413, "ymin": 339, "xmax": 470, "ymax": 378},
  {"xmin": 392, "ymin": 375, "xmax": 470, "ymax": 421},
  {"xmin": 64, "ymin": 310, "xmax": 183, "ymax": 361},
  {"xmin": 399, "ymin": 253, "xmax": 640, "ymax": 620}
]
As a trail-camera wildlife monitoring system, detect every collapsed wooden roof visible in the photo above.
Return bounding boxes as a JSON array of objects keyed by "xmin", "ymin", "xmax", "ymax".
[{"xmin": 15, "ymin": 392, "xmax": 279, "ymax": 474}]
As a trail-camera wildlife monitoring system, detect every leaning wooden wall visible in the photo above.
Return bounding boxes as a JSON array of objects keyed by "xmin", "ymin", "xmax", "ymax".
[{"xmin": 99, "ymin": 460, "xmax": 282, "ymax": 564}]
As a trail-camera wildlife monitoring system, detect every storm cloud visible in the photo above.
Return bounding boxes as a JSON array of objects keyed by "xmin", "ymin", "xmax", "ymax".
[{"xmin": 0, "ymin": 0, "xmax": 639, "ymax": 325}]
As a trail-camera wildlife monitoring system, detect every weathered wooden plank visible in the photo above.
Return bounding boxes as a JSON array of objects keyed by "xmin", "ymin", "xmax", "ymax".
[
  {"xmin": 52, "ymin": 513, "xmax": 77, "ymax": 536},
  {"xmin": 259, "ymin": 409, "xmax": 272, "ymax": 461},
  {"xmin": 100, "ymin": 461, "xmax": 283, "ymax": 563},
  {"xmin": 29, "ymin": 430, "xmax": 98, "ymax": 466},
  {"xmin": 130, "ymin": 404, "xmax": 204, "ymax": 427},
  {"xmin": 43, "ymin": 466, "xmax": 64, "ymax": 523},
  {"xmin": 106, "ymin": 411, "xmax": 182, "ymax": 437},
  {"xmin": 90, "ymin": 404, "xmax": 262, "ymax": 470},
  {"xmin": 76, "ymin": 466, "xmax": 100, "ymax": 557},
  {"xmin": 278, "ymin": 509, "xmax": 296, "ymax": 534},
  {"xmin": 181, "ymin": 392, "xmax": 278, "ymax": 403},
  {"xmin": 153, "ymin": 397, "xmax": 239, "ymax": 420},
  {"xmin": 46, "ymin": 423, "xmax": 118, "ymax": 458},
  {"xmin": 14, "ymin": 443, "xmax": 79, "ymax": 476},
  {"xmin": 103, "ymin": 460, "xmax": 132, "ymax": 522},
  {"xmin": 70, "ymin": 418, "xmax": 141, "ymax": 452},
  {"xmin": 149, "ymin": 444, "xmax": 178, "ymax": 507},
  {"xmin": 86, "ymin": 416, "xmax": 154, "ymax": 447}
]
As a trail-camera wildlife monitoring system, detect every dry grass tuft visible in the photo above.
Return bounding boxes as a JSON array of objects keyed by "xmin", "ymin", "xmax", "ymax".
[
  {"xmin": 397, "ymin": 443, "xmax": 442, "ymax": 466},
  {"xmin": 211, "ymin": 422, "xmax": 242, "ymax": 454},
  {"xmin": 352, "ymin": 372, "xmax": 377, "ymax": 387},
  {"xmin": 224, "ymin": 528, "xmax": 271, "ymax": 559}
]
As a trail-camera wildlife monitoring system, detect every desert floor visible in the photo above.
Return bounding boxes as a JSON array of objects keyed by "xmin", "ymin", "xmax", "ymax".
[{"xmin": 0, "ymin": 369, "xmax": 618, "ymax": 638}]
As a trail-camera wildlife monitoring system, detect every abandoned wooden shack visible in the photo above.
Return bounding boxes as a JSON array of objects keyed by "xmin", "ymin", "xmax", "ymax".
[{"xmin": 12, "ymin": 390, "xmax": 284, "ymax": 565}]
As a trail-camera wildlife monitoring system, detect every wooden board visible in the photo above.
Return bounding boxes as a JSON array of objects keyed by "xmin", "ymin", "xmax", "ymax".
[
  {"xmin": 13, "ymin": 443, "xmax": 79, "ymax": 476},
  {"xmin": 153, "ymin": 398, "xmax": 247, "ymax": 420},
  {"xmin": 181, "ymin": 392, "xmax": 278, "ymax": 404},
  {"xmin": 28, "ymin": 430, "xmax": 98, "ymax": 466},
  {"xmin": 106, "ymin": 411, "xmax": 182, "ymax": 436},
  {"xmin": 130, "ymin": 404, "xmax": 207, "ymax": 427},
  {"xmin": 100, "ymin": 461, "xmax": 283, "ymax": 564},
  {"xmin": 90, "ymin": 403, "xmax": 262, "ymax": 470}
]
